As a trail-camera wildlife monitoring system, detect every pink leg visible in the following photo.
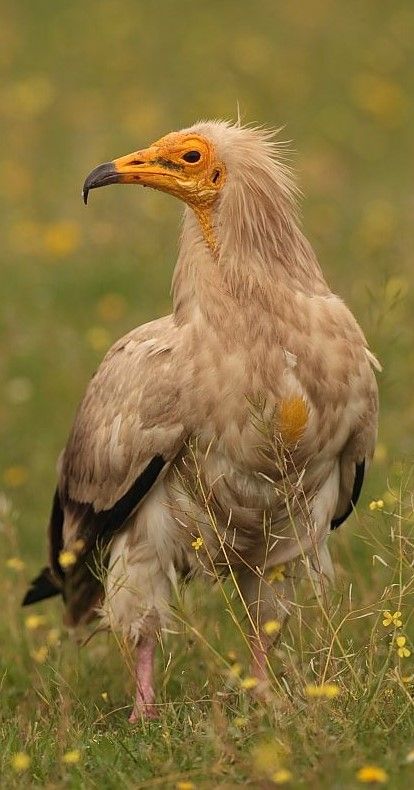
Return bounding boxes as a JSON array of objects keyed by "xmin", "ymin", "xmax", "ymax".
[
  {"xmin": 251, "ymin": 639, "xmax": 269, "ymax": 683},
  {"xmin": 129, "ymin": 636, "xmax": 158, "ymax": 722},
  {"xmin": 249, "ymin": 638, "xmax": 274, "ymax": 702}
]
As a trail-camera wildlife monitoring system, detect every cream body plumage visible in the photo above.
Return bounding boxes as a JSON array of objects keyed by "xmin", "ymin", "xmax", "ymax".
[{"xmin": 24, "ymin": 120, "xmax": 379, "ymax": 720}]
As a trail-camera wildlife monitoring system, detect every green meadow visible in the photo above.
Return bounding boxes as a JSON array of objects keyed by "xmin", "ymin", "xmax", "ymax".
[{"xmin": 1, "ymin": 1, "xmax": 414, "ymax": 787}]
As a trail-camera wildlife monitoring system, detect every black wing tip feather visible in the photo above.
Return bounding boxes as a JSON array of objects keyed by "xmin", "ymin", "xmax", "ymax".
[
  {"xmin": 22, "ymin": 567, "xmax": 61, "ymax": 606},
  {"xmin": 331, "ymin": 459, "xmax": 365, "ymax": 531},
  {"xmin": 22, "ymin": 456, "xmax": 166, "ymax": 610},
  {"xmin": 78, "ymin": 453, "xmax": 166, "ymax": 539}
]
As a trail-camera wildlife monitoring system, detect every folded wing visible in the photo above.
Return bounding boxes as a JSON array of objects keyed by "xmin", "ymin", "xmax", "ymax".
[
  {"xmin": 331, "ymin": 352, "xmax": 379, "ymax": 530},
  {"xmin": 23, "ymin": 315, "xmax": 186, "ymax": 621}
]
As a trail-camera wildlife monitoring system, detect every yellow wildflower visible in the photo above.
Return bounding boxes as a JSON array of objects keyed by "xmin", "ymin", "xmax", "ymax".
[
  {"xmin": 25, "ymin": 614, "xmax": 46, "ymax": 630},
  {"xmin": 101, "ymin": 692, "xmax": 108, "ymax": 702},
  {"xmin": 234, "ymin": 716, "xmax": 248, "ymax": 728},
  {"xmin": 351, "ymin": 74, "xmax": 407, "ymax": 128},
  {"xmin": 10, "ymin": 752, "xmax": 31, "ymax": 773},
  {"xmin": 241, "ymin": 676, "xmax": 259, "ymax": 690},
  {"xmin": 272, "ymin": 769, "xmax": 293, "ymax": 785},
  {"xmin": 252, "ymin": 739, "xmax": 290, "ymax": 774},
  {"xmin": 59, "ymin": 550, "xmax": 76, "ymax": 568},
  {"xmin": 267, "ymin": 565, "xmax": 285, "ymax": 583},
  {"xmin": 229, "ymin": 662, "xmax": 242, "ymax": 677},
  {"xmin": 6, "ymin": 557, "xmax": 25, "ymax": 571},
  {"xmin": 396, "ymin": 635, "xmax": 411, "ymax": 658},
  {"xmin": 46, "ymin": 628, "xmax": 60, "ymax": 646},
  {"xmin": 406, "ymin": 749, "xmax": 414, "ymax": 764},
  {"xmin": 62, "ymin": 750, "xmax": 81, "ymax": 764},
  {"xmin": 43, "ymin": 220, "xmax": 80, "ymax": 257},
  {"xmin": 305, "ymin": 683, "xmax": 340, "ymax": 699},
  {"xmin": 3, "ymin": 465, "xmax": 28, "ymax": 488},
  {"xmin": 86, "ymin": 326, "xmax": 111, "ymax": 352},
  {"xmin": 382, "ymin": 610, "xmax": 402, "ymax": 628},
  {"xmin": 369, "ymin": 500, "xmax": 384, "ymax": 511},
  {"xmin": 175, "ymin": 782, "xmax": 195, "ymax": 790},
  {"xmin": 322, "ymin": 684, "xmax": 340, "ymax": 699},
  {"xmin": 263, "ymin": 619, "xmax": 281, "ymax": 636},
  {"xmin": 96, "ymin": 293, "xmax": 127, "ymax": 322},
  {"xmin": 191, "ymin": 536, "xmax": 203, "ymax": 551},
  {"xmin": 356, "ymin": 764, "xmax": 388, "ymax": 783},
  {"xmin": 30, "ymin": 646, "xmax": 48, "ymax": 664},
  {"xmin": 58, "ymin": 540, "xmax": 83, "ymax": 570}
]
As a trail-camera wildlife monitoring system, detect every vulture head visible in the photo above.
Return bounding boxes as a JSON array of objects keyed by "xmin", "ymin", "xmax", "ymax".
[
  {"xmin": 82, "ymin": 121, "xmax": 300, "ymax": 263},
  {"xmin": 83, "ymin": 127, "xmax": 226, "ymax": 208}
]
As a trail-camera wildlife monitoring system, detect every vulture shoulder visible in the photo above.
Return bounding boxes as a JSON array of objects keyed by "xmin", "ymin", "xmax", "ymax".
[{"xmin": 63, "ymin": 314, "xmax": 185, "ymax": 512}]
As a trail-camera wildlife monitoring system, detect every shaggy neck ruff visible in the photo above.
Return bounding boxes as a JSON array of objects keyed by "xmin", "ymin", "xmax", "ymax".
[{"xmin": 172, "ymin": 121, "xmax": 329, "ymax": 327}]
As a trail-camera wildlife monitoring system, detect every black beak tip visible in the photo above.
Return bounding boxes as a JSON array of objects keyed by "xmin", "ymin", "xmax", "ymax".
[{"xmin": 81, "ymin": 161, "xmax": 119, "ymax": 206}]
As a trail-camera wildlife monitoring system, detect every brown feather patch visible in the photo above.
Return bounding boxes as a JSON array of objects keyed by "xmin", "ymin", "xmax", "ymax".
[{"xmin": 277, "ymin": 397, "xmax": 309, "ymax": 444}]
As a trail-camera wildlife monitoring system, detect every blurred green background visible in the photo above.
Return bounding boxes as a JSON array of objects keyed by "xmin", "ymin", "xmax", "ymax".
[
  {"xmin": 1, "ymin": 0, "xmax": 413, "ymax": 563},
  {"xmin": 1, "ymin": 3, "xmax": 414, "ymax": 786}
]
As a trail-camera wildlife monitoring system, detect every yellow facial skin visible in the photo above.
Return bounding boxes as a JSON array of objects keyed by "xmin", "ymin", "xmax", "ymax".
[
  {"xmin": 113, "ymin": 133, "xmax": 225, "ymax": 208},
  {"xmin": 83, "ymin": 132, "xmax": 226, "ymax": 255}
]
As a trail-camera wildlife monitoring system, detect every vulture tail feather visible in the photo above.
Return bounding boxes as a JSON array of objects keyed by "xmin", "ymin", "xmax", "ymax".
[
  {"xmin": 22, "ymin": 567, "xmax": 61, "ymax": 606},
  {"xmin": 22, "ymin": 488, "xmax": 65, "ymax": 607}
]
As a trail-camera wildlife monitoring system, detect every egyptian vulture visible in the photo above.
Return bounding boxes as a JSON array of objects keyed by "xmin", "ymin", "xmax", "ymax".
[{"xmin": 23, "ymin": 121, "xmax": 379, "ymax": 720}]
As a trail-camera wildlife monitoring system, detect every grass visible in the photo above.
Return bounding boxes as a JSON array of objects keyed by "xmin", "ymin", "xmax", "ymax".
[
  {"xmin": 1, "ymin": 0, "xmax": 414, "ymax": 786},
  {"xmin": 2, "ymin": 485, "xmax": 414, "ymax": 788}
]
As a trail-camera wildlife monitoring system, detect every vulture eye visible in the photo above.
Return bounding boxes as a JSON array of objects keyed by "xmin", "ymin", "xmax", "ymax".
[{"xmin": 182, "ymin": 150, "xmax": 201, "ymax": 163}]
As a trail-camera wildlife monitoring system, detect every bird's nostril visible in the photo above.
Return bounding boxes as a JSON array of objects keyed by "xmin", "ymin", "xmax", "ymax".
[{"xmin": 131, "ymin": 159, "xmax": 145, "ymax": 166}]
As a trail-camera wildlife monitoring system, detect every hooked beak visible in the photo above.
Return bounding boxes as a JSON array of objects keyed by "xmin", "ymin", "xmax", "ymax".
[
  {"xmin": 82, "ymin": 162, "xmax": 119, "ymax": 204},
  {"xmin": 82, "ymin": 146, "xmax": 184, "ymax": 205}
]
